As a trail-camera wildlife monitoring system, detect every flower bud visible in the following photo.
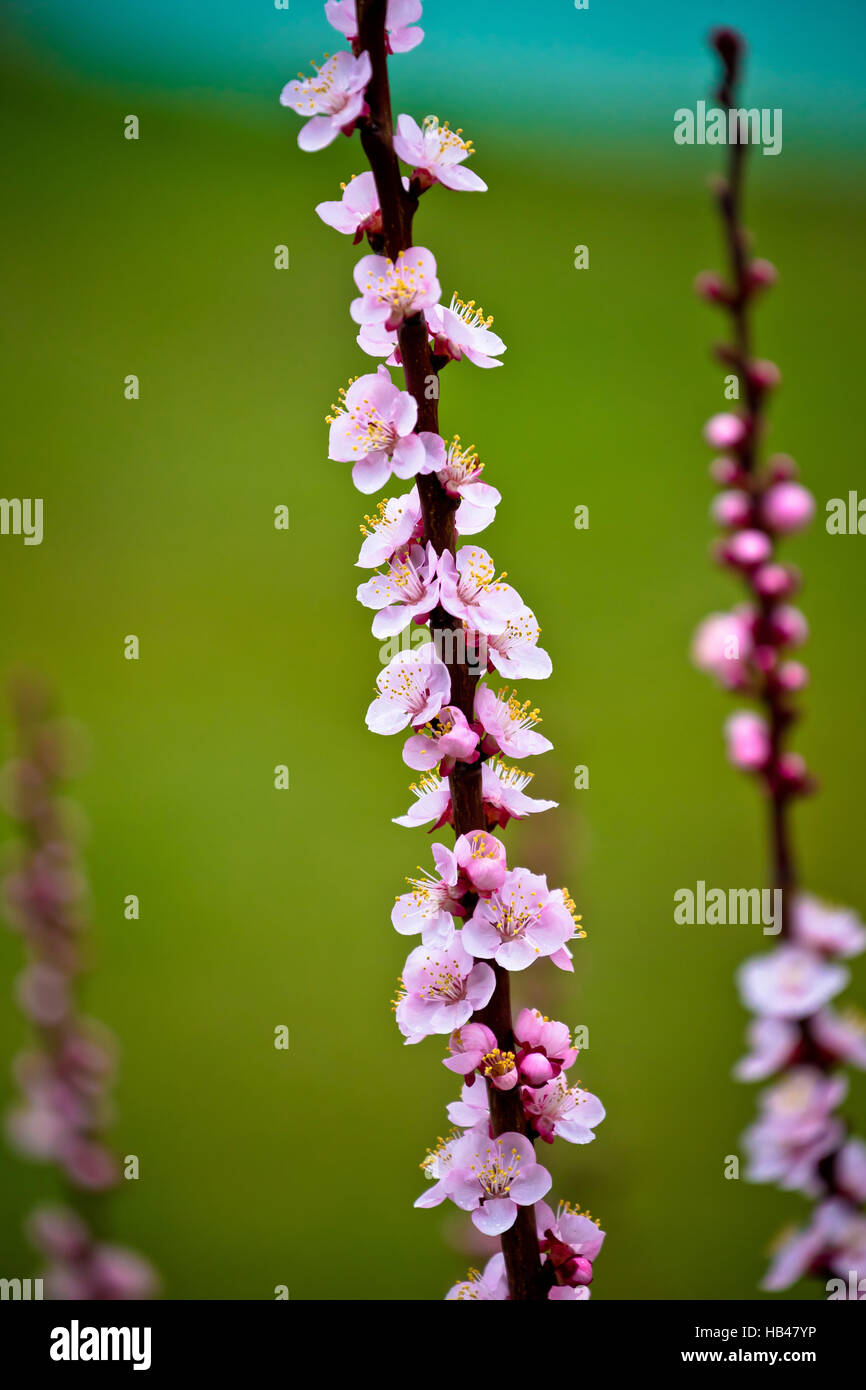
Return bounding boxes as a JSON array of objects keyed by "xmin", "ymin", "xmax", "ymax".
[
  {"xmin": 761, "ymin": 482, "xmax": 815, "ymax": 534},
  {"xmin": 704, "ymin": 413, "xmax": 748, "ymax": 451},
  {"xmin": 711, "ymin": 489, "xmax": 752, "ymax": 529}
]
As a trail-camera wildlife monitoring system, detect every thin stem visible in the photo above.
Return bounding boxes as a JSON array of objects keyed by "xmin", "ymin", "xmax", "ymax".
[{"xmin": 356, "ymin": 0, "xmax": 545, "ymax": 1299}]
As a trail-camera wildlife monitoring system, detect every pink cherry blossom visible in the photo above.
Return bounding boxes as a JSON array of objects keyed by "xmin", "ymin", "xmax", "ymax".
[
  {"xmin": 692, "ymin": 609, "xmax": 754, "ymax": 688},
  {"xmin": 436, "ymin": 437, "xmax": 501, "ymax": 537},
  {"xmin": 395, "ymin": 938, "xmax": 495, "ymax": 1043},
  {"xmin": 733, "ymin": 1015, "xmax": 798, "ymax": 1082},
  {"xmin": 792, "ymin": 894, "xmax": 866, "ymax": 959},
  {"xmin": 463, "ymin": 868, "xmax": 576, "ymax": 971},
  {"xmin": 480, "ymin": 759, "xmax": 558, "ymax": 828},
  {"xmin": 316, "ymin": 170, "xmax": 387, "ymax": 241},
  {"xmin": 426, "ymin": 295, "xmax": 505, "ymax": 366},
  {"xmin": 438, "ymin": 546, "xmax": 522, "ymax": 634},
  {"xmin": 724, "ymin": 710, "xmax": 771, "ymax": 771},
  {"xmin": 536, "ymin": 1199, "xmax": 606, "ymax": 1264},
  {"xmin": 522, "ymin": 1077, "xmax": 606, "ymax": 1145},
  {"xmin": 738, "ymin": 946, "xmax": 849, "ymax": 1020},
  {"xmin": 514, "ymin": 1009, "xmax": 579, "ymax": 1086},
  {"xmin": 393, "ymin": 772, "xmax": 452, "ymax": 830},
  {"xmin": 328, "ymin": 366, "xmax": 445, "ymax": 493},
  {"xmin": 454, "ymin": 830, "xmax": 507, "ymax": 894},
  {"xmin": 761, "ymin": 1198, "xmax": 861, "ymax": 1291},
  {"xmin": 811, "ymin": 1008, "xmax": 866, "ymax": 1070},
  {"xmin": 448, "ymin": 1080, "xmax": 492, "ymax": 1128},
  {"xmin": 391, "ymin": 842, "xmax": 464, "ymax": 945},
  {"xmin": 475, "ymin": 685, "xmax": 553, "ymax": 760},
  {"xmin": 402, "ymin": 704, "xmax": 480, "ymax": 773},
  {"xmin": 357, "ymin": 487, "xmax": 423, "ymax": 567},
  {"xmin": 365, "ymin": 642, "xmax": 450, "ymax": 734},
  {"xmin": 325, "ymin": 0, "xmax": 424, "ymax": 55},
  {"xmin": 393, "ymin": 114, "xmax": 486, "ymax": 191},
  {"xmin": 356, "ymin": 541, "xmax": 440, "ymax": 638},
  {"xmin": 447, "ymin": 1130, "xmax": 552, "ymax": 1235},
  {"xmin": 351, "ymin": 247, "xmax": 441, "ymax": 330},
  {"xmin": 414, "ymin": 1129, "xmax": 468, "ymax": 1208},
  {"xmin": 443, "ymin": 1022, "xmax": 498, "ymax": 1078},
  {"xmin": 704, "ymin": 411, "xmax": 748, "ymax": 450},
  {"xmin": 743, "ymin": 1068, "xmax": 848, "ymax": 1195},
  {"xmin": 446, "ymin": 1252, "xmax": 508, "ymax": 1300},
  {"xmin": 484, "ymin": 607, "xmax": 552, "ymax": 681},
  {"xmin": 280, "ymin": 50, "xmax": 372, "ymax": 152},
  {"xmin": 761, "ymin": 481, "xmax": 815, "ymax": 534}
]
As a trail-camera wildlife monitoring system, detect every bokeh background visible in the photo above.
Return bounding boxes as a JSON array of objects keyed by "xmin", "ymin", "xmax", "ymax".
[{"xmin": 1, "ymin": 0, "xmax": 864, "ymax": 1300}]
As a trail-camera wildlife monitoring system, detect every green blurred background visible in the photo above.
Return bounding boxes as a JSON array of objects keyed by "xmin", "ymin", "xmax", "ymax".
[{"xmin": 1, "ymin": 0, "xmax": 864, "ymax": 1299}]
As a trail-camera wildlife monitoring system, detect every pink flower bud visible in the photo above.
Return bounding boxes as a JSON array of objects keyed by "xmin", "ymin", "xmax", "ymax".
[
  {"xmin": 724, "ymin": 711, "xmax": 771, "ymax": 771},
  {"xmin": 767, "ymin": 453, "xmax": 798, "ymax": 482},
  {"xmin": 748, "ymin": 359, "xmax": 781, "ymax": 391},
  {"xmin": 752, "ymin": 644, "xmax": 777, "ymax": 674},
  {"xmin": 724, "ymin": 528, "xmax": 772, "ymax": 568},
  {"xmin": 704, "ymin": 413, "xmax": 748, "ymax": 451},
  {"xmin": 752, "ymin": 563, "xmax": 795, "ymax": 599},
  {"xmin": 747, "ymin": 258, "xmax": 777, "ymax": 290},
  {"xmin": 694, "ymin": 270, "xmax": 729, "ymax": 304},
  {"xmin": 777, "ymin": 660, "xmax": 809, "ymax": 691},
  {"xmin": 519, "ymin": 1051, "xmax": 555, "ymax": 1086},
  {"xmin": 710, "ymin": 456, "xmax": 746, "ymax": 486},
  {"xmin": 711, "ymin": 489, "xmax": 752, "ymax": 529},
  {"xmin": 770, "ymin": 605, "xmax": 808, "ymax": 647},
  {"xmin": 761, "ymin": 482, "xmax": 815, "ymax": 534},
  {"xmin": 776, "ymin": 752, "xmax": 809, "ymax": 790}
]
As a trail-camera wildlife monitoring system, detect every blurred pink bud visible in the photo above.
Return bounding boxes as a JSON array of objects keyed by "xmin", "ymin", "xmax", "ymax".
[
  {"xmin": 27, "ymin": 1203, "xmax": 90, "ymax": 1261},
  {"xmin": 711, "ymin": 489, "xmax": 752, "ymax": 529},
  {"xmin": 724, "ymin": 529, "xmax": 772, "ymax": 568},
  {"xmin": 710, "ymin": 456, "xmax": 746, "ymax": 486},
  {"xmin": 62, "ymin": 1138, "xmax": 118, "ymax": 1191},
  {"xmin": 777, "ymin": 660, "xmax": 809, "ymax": 692},
  {"xmin": 519, "ymin": 1051, "xmax": 555, "ymax": 1086},
  {"xmin": 704, "ymin": 413, "xmax": 748, "ymax": 450},
  {"xmin": 725, "ymin": 711, "xmax": 771, "ymax": 771},
  {"xmin": 15, "ymin": 963, "xmax": 69, "ymax": 1027},
  {"xmin": 767, "ymin": 453, "xmax": 798, "ymax": 482},
  {"xmin": 777, "ymin": 752, "xmax": 809, "ymax": 790},
  {"xmin": 761, "ymin": 482, "xmax": 815, "ymax": 534},
  {"xmin": 90, "ymin": 1245, "xmax": 160, "ymax": 1300},
  {"xmin": 770, "ymin": 606, "xmax": 809, "ymax": 647},
  {"xmin": 752, "ymin": 563, "xmax": 796, "ymax": 599},
  {"xmin": 694, "ymin": 270, "xmax": 730, "ymax": 303},
  {"xmin": 748, "ymin": 359, "xmax": 781, "ymax": 391},
  {"xmin": 747, "ymin": 258, "xmax": 777, "ymax": 290}
]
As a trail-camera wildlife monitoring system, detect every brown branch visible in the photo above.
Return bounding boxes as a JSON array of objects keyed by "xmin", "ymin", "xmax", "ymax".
[{"xmin": 356, "ymin": 0, "xmax": 545, "ymax": 1299}]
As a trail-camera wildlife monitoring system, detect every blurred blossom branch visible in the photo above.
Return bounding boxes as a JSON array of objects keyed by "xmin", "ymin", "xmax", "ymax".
[
  {"xmin": 280, "ymin": 0, "xmax": 605, "ymax": 1300},
  {"xmin": 693, "ymin": 29, "xmax": 866, "ymax": 1295},
  {"xmin": 2, "ymin": 672, "xmax": 157, "ymax": 1299}
]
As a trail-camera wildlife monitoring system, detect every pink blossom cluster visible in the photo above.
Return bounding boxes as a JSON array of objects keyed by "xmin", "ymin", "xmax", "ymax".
[
  {"xmin": 282, "ymin": 3, "xmax": 604, "ymax": 1299},
  {"xmin": 736, "ymin": 897, "xmax": 866, "ymax": 1292},
  {"xmin": 1, "ymin": 680, "xmax": 157, "ymax": 1297}
]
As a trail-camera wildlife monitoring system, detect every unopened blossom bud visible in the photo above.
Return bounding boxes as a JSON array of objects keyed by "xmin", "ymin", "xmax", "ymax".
[
  {"xmin": 748, "ymin": 359, "xmax": 781, "ymax": 392},
  {"xmin": 712, "ymin": 489, "xmax": 752, "ymax": 529},
  {"xmin": 770, "ymin": 605, "xmax": 808, "ymax": 647},
  {"xmin": 776, "ymin": 751, "xmax": 809, "ymax": 789},
  {"xmin": 767, "ymin": 453, "xmax": 798, "ymax": 482},
  {"xmin": 694, "ymin": 270, "xmax": 729, "ymax": 304},
  {"xmin": 724, "ymin": 711, "xmax": 771, "ymax": 771},
  {"xmin": 519, "ymin": 1051, "xmax": 555, "ymax": 1086},
  {"xmin": 761, "ymin": 482, "xmax": 815, "ymax": 534},
  {"xmin": 746, "ymin": 258, "xmax": 777, "ymax": 291},
  {"xmin": 710, "ymin": 456, "xmax": 747, "ymax": 487},
  {"xmin": 777, "ymin": 660, "xmax": 809, "ymax": 692},
  {"xmin": 752, "ymin": 563, "xmax": 796, "ymax": 599},
  {"xmin": 704, "ymin": 412, "xmax": 748, "ymax": 451},
  {"xmin": 724, "ymin": 528, "xmax": 772, "ymax": 569}
]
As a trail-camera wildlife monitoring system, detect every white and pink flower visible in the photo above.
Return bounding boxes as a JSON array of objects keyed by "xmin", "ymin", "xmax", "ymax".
[
  {"xmin": 480, "ymin": 759, "xmax": 558, "ymax": 828},
  {"xmin": 463, "ymin": 868, "xmax": 575, "ymax": 972},
  {"xmin": 792, "ymin": 894, "xmax": 866, "ymax": 959},
  {"xmin": 446, "ymin": 1252, "xmax": 508, "ymax": 1300},
  {"xmin": 475, "ymin": 685, "xmax": 552, "ymax": 760},
  {"xmin": 437, "ymin": 438, "xmax": 501, "ymax": 535},
  {"xmin": 394, "ymin": 114, "xmax": 486, "ymax": 191},
  {"xmin": 356, "ymin": 541, "xmax": 440, "ymax": 638},
  {"xmin": 391, "ymin": 842, "xmax": 465, "ymax": 945},
  {"xmin": 351, "ymin": 247, "xmax": 441, "ymax": 330},
  {"xmin": 366, "ymin": 642, "xmax": 450, "ymax": 734},
  {"xmin": 402, "ymin": 705, "xmax": 479, "ymax": 773},
  {"xmin": 692, "ymin": 609, "xmax": 754, "ymax": 688},
  {"xmin": 316, "ymin": 170, "xmax": 406, "ymax": 241},
  {"xmin": 325, "ymin": 0, "xmax": 424, "ymax": 55},
  {"xmin": 357, "ymin": 488, "xmax": 423, "ymax": 568},
  {"xmin": 446, "ymin": 1130, "xmax": 552, "ymax": 1235},
  {"xmin": 484, "ymin": 607, "xmax": 552, "ymax": 681},
  {"xmin": 743, "ymin": 1068, "xmax": 848, "ymax": 1195},
  {"xmin": 522, "ymin": 1077, "xmax": 606, "ymax": 1145},
  {"xmin": 514, "ymin": 1009, "xmax": 579, "ymax": 1086},
  {"xmin": 738, "ymin": 946, "xmax": 849, "ymax": 1021},
  {"xmin": 427, "ymin": 295, "xmax": 505, "ymax": 366},
  {"xmin": 280, "ymin": 50, "xmax": 372, "ymax": 152},
  {"xmin": 329, "ymin": 367, "xmax": 445, "ymax": 493},
  {"xmin": 438, "ymin": 546, "xmax": 522, "ymax": 634},
  {"xmin": 395, "ymin": 938, "xmax": 495, "ymax": 1043}
]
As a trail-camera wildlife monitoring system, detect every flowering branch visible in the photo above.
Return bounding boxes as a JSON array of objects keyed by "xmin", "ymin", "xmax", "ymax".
[
  {"xmin": 693, "ymin": 28, "xmax": 866, "ymax": 1296},
  {"xmin": 282, "ymin": 1, "xmax": 605, "ymax": 1301},
  {"xmin": 2, "ymin": 673, "xmax": 157, "ymax": 1299}
]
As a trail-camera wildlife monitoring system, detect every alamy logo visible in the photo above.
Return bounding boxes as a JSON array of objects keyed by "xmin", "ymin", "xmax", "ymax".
[
  {"xmin": 674, "ymin": 881, "xmax": 782, "ymax": 935},
  {"xmin": 0, "ymin": 497, "xmax": 43, "ymax": 545},
  {"xmin": 50, "ymin": 1320, "xmax": 152, "ymax": 1371},
  {"xmin": 0, "ymin": 1276, "xmax": 43, "ymax": 1300},
  {"xmin": 674, "ymin": 101, "xmax": 782, "ymax": 156}
]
